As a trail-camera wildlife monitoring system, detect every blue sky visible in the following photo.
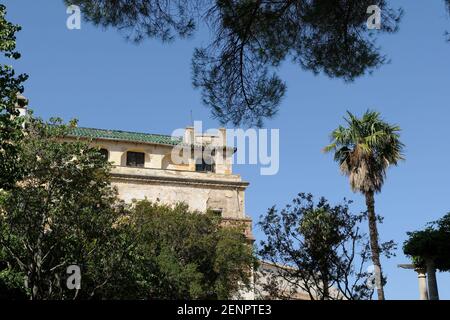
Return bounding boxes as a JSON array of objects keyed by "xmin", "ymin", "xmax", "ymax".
[{"xmin": 3, "ymin": 1, "xmax": 450, "ymax": 299}]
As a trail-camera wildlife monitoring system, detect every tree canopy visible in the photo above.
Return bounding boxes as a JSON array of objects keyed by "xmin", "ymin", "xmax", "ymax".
[
  {"xmin": 0, "ymin": 117, "xmax": 131, "ymax": 299},
  {"xmin": 258, "ymin": 193, "xmax": 395, "ymax": 300},
  {"xmin": 60, "ymin": 1, "xmax": 450, "ymax": 126},
  {"xmin": 403, "ymin": 213, "xmax": 450, "ymax": 272},
  {"xmin": 66, "ymin": 0, "xmax": 403, "ymax": 126},
  {"xmin": 0, "ymin": 4, "xmax": 28, "ymax": 189},
  {"xmin": 122, "ymin": 200, "xmax": 256, "ymax": 299}
]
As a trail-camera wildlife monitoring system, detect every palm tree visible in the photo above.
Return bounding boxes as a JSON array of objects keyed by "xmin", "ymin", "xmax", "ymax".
[{"xmin": 324, "ymin": 110, "xmax": 404, "ymax": 300}]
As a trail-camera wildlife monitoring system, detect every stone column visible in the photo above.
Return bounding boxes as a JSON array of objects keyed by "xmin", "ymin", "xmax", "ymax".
[
  {"xmin": 415, "ymin": 268, "xmax": 428, "ymax": 300},
  {"xmin": 426, "ymin": 260, "xmax": 439, "ymax": 300}
]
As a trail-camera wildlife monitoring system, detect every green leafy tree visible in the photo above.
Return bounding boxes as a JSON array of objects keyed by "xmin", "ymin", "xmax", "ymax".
[
  {"xmin": 0, "ymin": 4, "xmax": 28, "ymax": 189},
  {"xmin": 0, "ymin": 115, "xmax": 255, "ymax": 299},
  {"xmin": 404, "ymin": 217, "xmax": 450, "ymax": 273},
  {"xmin": 65, "ymin": 0, "xmax": 402, "ymax": 126},
  {"xmin": 258, "ymin": 193, "xmax": 395, "ymax": 300},
  {"xmin": 0, "ymin": 116, "xmax": 131, "ymax": 300},
  {"xmin": 403, "ymin": 213, "xmax": 450, "ymax": 300},
  {"xmin": 0, "ymin": 249, "xmax": 28, "ymax": 299},
  {"xmin": 324, "ymin": 110, "xmax": 404, "ymax": 300},
  {"xmin": 120, "ymin": 200, "xmax": 256, "ymax": 299}
]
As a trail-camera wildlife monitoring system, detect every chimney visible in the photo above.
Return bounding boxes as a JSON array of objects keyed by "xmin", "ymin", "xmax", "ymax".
[
  {"xmin": 184, "ymin": 126, "xmax": 195, "ymax": 144},
  {"xmin": 15, "ymin": 93, "xmax": 28, "ymax": 117},
  {"xmin": 218, "ymin": 128, "xmax": 227, "ymax": 146}
]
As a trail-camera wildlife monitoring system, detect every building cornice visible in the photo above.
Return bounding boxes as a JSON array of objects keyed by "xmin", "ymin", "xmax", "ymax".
[{"xmin": 111, "ymin": 172, "xmax": 249, "ymax": 189}]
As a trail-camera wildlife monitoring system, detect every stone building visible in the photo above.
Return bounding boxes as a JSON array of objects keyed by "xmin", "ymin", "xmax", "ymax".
[
  {"xmin": 66, "ymin": 125, "xmax": 254, "ymax": 241},
  {"xmin": 14, "ymin": 96, "xmax": 313, "ymax": 300}
]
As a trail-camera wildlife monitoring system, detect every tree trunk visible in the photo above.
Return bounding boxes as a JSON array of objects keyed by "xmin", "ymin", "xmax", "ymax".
[
  {"xmin": 426, "ymin": 259, "xmax": 439, "ymax": 300},
  {"xmin": 320, "ymin": 267, "xmax": 330, "ymax": 300},
  {"xmin": 365, "ymin": 191, "xmax": 385, "ymax": 300}
]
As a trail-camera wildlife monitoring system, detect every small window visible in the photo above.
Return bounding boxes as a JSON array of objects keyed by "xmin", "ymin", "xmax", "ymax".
[
  {"xmin": 196, "ymin": 160, "xmax": 215, "ymax": 173},
  {"xmin": 127, "ymin": 151, "xmax": 145, "ymax": 167},
  {"xmin": 99, "ymin": 148, "xmax": 109, "ymax": 160},
  {"xmin": 210, "ymin": 209, "xmax": 223, "ymax": 217},
  {"xmin": 195, "ymin": 153, "xmax": 215, "ymax": 173}
]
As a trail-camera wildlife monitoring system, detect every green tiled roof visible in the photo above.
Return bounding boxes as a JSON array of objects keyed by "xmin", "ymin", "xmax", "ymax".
[{"xmin": 68, "ymin": 127, "xmax": 183, "ymax": 146}]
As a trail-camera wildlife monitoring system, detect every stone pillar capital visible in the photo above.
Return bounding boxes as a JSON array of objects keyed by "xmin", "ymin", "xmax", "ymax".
[{"xmin": 414, "ymin": 267, "xmax": 426, "ymax": 275}]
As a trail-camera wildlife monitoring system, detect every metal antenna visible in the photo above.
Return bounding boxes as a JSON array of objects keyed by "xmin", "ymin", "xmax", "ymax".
[{"xmin": 190, "ymin": 109, "xmax": 194, "ymax": 127}]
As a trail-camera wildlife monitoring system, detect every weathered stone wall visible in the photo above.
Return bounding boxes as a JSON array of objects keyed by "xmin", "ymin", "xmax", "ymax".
[{"xmin": 112, "ymin": 174, "xmax": 246, "ymax": 219}]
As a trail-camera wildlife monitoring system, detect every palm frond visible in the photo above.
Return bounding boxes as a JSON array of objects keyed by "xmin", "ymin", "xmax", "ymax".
[
  {"xmin": 324, "ymin": 110, "xmax": 405, "ymax": 194},
  {"xmin": 322, "ymin": 143, "xmax": 336, "ymax": 153}
]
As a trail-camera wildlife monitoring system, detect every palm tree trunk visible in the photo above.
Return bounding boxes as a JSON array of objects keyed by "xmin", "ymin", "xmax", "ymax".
[{"xmin": 365, "ymin": 191, "xmax": 385, "ymax": 300}]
